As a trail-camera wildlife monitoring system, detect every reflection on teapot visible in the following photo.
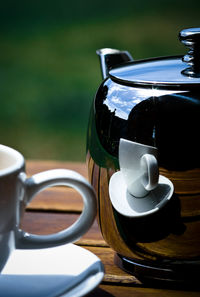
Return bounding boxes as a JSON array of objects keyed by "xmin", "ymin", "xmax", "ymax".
[{"xmin": 87, "ymin": 28, "xmax": 200, "ymax": 284}]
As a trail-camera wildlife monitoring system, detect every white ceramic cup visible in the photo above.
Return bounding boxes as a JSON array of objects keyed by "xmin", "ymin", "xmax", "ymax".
[
  {"xmin": 0, "ymin": 144, "xmax": 97, "ymax": 272},
  {"xmin": 119, "ymin": 138, "xmax": 159, "ymax": 197}
]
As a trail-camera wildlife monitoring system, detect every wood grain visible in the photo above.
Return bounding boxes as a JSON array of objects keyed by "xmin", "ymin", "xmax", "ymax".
[
  {"xmin": 26, "ymin": 160, "xmax": 88, "ymax": 178},
  {"xmin": 21, "ymin": 212, "xmax": 105, "ymax": 245},
  {"xmin": 26, "ymin": 161, "xmax": 87, "ymax": 212},
  {"xmin": 26, "ymin": 187, "xmax": 84, "ymax": 212},
  {"xmin": 90, "ymin": 285, "xmax": 200, "ymax": 297}
]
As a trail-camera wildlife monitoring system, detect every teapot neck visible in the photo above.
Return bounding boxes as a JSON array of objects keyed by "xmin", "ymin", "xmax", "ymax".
[{"xmin": 96, "ymin": 48, "xmax": 133, "ymax": 79}]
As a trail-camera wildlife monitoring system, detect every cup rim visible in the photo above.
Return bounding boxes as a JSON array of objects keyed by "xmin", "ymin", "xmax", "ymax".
[
  {"xmin": 0, "ymin": 144, "xmax": 24, "ymax": 176},
  {"xmin": 120, "ymin": 138, "xmax": 157, "ymax": 151}
]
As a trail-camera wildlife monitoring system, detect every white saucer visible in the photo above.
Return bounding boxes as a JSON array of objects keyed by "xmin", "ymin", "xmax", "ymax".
[
  {"xmin": 0, "ymin": 243, "xmax": 104, "ymax": 297},
  {"xmin": 109, "ymin": 171, "xmax": 174, "ymax": 217}
]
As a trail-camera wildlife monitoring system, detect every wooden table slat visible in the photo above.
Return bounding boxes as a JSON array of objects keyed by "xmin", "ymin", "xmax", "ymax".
[
  {"xmin": 21, "ymin": 212, "xmax": 105, "ymax": 245},
  {"xmin": 26, "ymin": 161, "xmax": 87, "ymax": 178},
  {"xmin": 92, "ymin": 285, "xmax": 200, "ymax": 297},
  {"xmin": 26, "ymin": 187, "xmax": 84, "ymax": 212}
]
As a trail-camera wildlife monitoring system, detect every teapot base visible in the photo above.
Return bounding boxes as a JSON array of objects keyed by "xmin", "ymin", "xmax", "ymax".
[{"xmin": 114, "ymin": 253, "xmax": 200, "ymax": 287}]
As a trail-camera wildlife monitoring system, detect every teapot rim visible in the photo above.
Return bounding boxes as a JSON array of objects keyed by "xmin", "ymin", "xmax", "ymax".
[{"xmin": 109, "ymin": 55, "xmax": 200, "ymax": 91}]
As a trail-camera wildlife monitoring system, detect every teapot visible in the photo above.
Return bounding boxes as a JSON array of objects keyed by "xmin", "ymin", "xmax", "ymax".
[{"xmin": 86, "ymin": 28, "xmax": 200, "ymax": 284}]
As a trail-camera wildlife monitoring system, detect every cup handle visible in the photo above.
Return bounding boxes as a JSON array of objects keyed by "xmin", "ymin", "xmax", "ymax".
[
  {"xmin": 16, "ymin": 169, "xmax": 97, "ymax": 249},
  {"xmin": 140, "ymin": 154, "xmax": 159, "ymax": 191}
]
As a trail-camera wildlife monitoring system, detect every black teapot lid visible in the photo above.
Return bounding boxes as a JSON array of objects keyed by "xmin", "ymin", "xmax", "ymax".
[{"xmin": 109, "ymin": 28, "xmax": 200, "ymax": 90}]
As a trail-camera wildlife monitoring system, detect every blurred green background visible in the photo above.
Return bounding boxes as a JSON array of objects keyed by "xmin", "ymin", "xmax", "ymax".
[{"xmin": 0, "ymin": 0, "xmax": 200, "ymax": 161}]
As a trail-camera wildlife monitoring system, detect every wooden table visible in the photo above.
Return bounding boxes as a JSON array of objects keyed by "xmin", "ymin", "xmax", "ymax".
[{"xmin": 22, "ymin": 160, "xmax": 200, "ymax": 297}]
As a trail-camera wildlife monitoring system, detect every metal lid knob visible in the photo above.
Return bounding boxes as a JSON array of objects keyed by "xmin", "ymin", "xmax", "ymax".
[{"xmin": 179, "ymin": 28, "xmax": 200, "ymax": 77}]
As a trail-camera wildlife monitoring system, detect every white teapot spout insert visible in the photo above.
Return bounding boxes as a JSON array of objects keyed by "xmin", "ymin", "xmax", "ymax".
[{"xmin": 109, "ymin": 139, "xmax": 174, "ymax": 217}]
